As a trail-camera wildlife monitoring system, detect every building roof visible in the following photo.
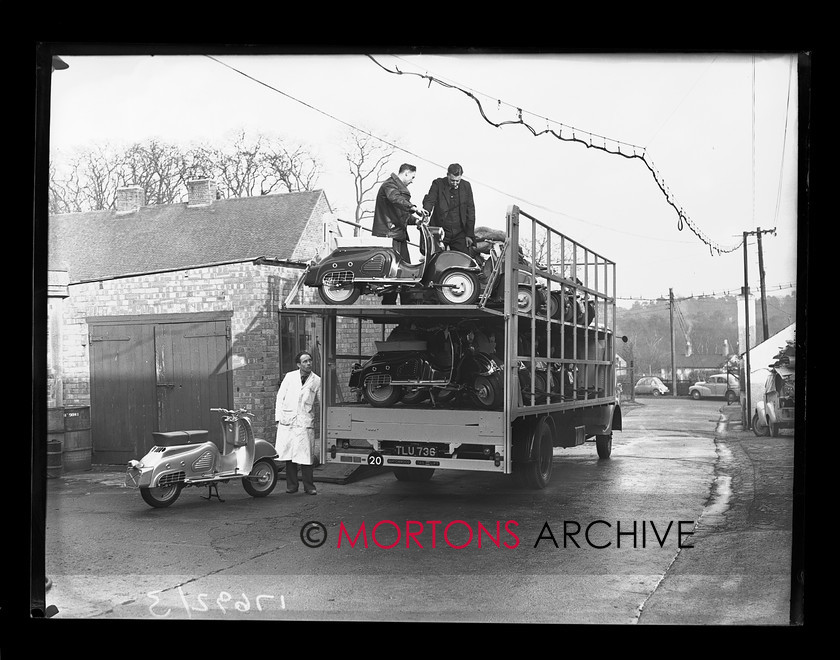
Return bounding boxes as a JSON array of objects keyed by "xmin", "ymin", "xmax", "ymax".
[
  {"xmin": 676, "ymin": 353, "xmax": 728, "ymax": 369},
  {"xmin": 48, "ymin": 189, "xmax": 329, "ymax": 282}
]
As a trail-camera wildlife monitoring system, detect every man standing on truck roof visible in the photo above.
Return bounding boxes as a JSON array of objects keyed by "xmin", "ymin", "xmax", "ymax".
[
  {"xmin": 372, "ymin": 163, "xmax": 426, "ymax": 304},
  {"xmin": 275, "ymin": 351, "xmax": 321, "ymax": 495},
  {"xmin": 422, "ymin": 163, "xmax": 476, "ymax": 255}
]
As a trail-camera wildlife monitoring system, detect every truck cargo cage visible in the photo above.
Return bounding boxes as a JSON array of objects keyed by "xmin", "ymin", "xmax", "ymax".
[{"xmin": 283, "ymin": 205, "xmax": 621, "ymax": 487}]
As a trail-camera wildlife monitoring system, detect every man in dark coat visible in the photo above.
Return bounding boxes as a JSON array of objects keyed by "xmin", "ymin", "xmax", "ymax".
[
  {"xmin": 372, "ymin": 163, "xmax": 424, "ymax": 304},
  {"xmin": 422, "ymin": 163, "xmax": 476, "ymax": 254}
]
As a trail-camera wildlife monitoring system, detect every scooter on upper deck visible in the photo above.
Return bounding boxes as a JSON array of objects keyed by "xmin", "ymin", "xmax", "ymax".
[
  {"xmin": 301, "ymin": 210, "xmax": 484, "ymax": 306},
  {"xmin": 125, "ymin": 408, "xmax": 281, "ymax": 508}
]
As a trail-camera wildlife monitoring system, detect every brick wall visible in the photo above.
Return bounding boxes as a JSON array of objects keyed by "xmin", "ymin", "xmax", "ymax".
[
  {"xmin": 290, "ymin": 194, "xmax": 333, "ymax": 263},
  {"xmin": 187, "ymin": 178, "xmax": 217, "ymax": 206},
  {"xmin": 48, "ymin": 261, "xmax": 306, "ymax": 441}
]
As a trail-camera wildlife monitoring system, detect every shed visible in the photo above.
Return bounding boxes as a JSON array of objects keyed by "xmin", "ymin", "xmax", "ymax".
[{"xmin": 46, "ymin": 180, "xmax": 335, "ymax": 463}]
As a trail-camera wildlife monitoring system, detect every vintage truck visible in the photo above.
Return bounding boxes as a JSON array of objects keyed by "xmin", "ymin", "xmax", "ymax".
[
  {"xmin": 752, "ymin": 338, "xmax": 796, "ymax": 437},
  {"xmin": 283, "ymin": 205, "xmax": 623, "ymax": 488}
]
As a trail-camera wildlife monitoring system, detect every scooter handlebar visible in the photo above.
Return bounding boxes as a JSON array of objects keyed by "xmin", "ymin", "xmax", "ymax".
[{"xmin": 210, "ymin": 407, "xmax": 253, "ymax": 418}]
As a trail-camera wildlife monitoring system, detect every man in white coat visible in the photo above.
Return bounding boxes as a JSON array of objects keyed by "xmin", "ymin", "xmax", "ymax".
[{"xmin": 275, "ymin": 351, "xmax": 321, "ymax": 495}]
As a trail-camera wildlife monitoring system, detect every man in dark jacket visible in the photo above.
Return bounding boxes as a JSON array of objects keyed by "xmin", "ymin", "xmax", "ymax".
[
  {"xmin": 422, "ymin": 163, "xmax": 476, "ymax": 254},
  {"xmin": 372, "ymin": 163, "xmax": 424, "ymax": 304}
]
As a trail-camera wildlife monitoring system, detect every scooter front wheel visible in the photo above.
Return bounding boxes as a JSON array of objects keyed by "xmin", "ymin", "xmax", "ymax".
[
  {"xmin": 435, "ymin": 271, "xmax": 479, "ymax": 305},
  {"xmin": 471, "ymin": 374, "xmax": 502, "ymax": 410},
  {"xmin": 516, "ymin": 285, "xmax": 534, "ymax": 314},
  {"xmin": 140, "ymin": 483, "xmax": 183, "ymax": 508},
  {"xmin": 243, "ymin": 459, "xmax": 278, "ymax": 497}
]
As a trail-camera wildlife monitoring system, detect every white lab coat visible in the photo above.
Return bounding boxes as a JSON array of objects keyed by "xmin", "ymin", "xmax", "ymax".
[{"xmin": 274, "ymin": 370, "xmax": 321, "ymax": 465}]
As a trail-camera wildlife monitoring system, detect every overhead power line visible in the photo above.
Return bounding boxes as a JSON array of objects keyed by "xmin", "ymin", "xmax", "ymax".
[
  {"xmin": 203, "ymin": 54, "xmax": 705, "ymax": 247},
  {"xmin": 367, "ymin": 54, "xmax": 744, "ymax": 256}
]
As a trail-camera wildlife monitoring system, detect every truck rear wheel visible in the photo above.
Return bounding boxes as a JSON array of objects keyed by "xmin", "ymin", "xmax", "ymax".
[
  {"xmin": 513, "ymin": 417, "xmax": 554, "ymax": 489},
  {"xmin": 596, "ymin": 433, "xmax": 612, "ymax": 459}
]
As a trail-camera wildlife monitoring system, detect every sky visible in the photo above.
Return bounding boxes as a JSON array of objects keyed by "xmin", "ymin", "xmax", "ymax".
[{"xmin": 47, "ymin": 48, "xmax": 803, "ymax": 307}]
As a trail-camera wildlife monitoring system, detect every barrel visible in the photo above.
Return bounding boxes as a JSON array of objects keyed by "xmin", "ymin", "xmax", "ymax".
[
  {"xmin": 47, "ymin": 438, "xmax": 63, "ymax": 479},
  {"xmin": 62, "ymin": 406, "xmax": 92, "ymax": 472},
  {"xmin": 47, "ymin": 407, "xmax": 65, "ymax": 478}
]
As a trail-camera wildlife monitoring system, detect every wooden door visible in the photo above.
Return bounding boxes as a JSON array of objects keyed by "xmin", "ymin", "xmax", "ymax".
[
  {"xmin": 89, "ymin": 316, "xmax": 231, "ymax": 463},
  {"xmin": 89, "ymin": 323, "xmax": 157, "ymax": 463},
  {"xmin": 154, "ymin": 320, "xmax": 230, "ymax": 450}
]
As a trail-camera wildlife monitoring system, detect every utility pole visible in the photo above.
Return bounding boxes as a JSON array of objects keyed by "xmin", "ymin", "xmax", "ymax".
[
  {"xmin": 743, "ymin": 227, "xmax": 775, "ymax": 342},
  {"xmin": 755, "ymin": 226, "xmax": 775, "ymax": 341},
  {"xmin": 742, "ymin": 232, "xmax": 752, "ymax": 430},
  {"xmin": 669, "ymin": 288, "xmax": 677, "ymax": 397},
  {"xmin": 740, "ymin": 227, "xmax": 775, "ymax": 428}
]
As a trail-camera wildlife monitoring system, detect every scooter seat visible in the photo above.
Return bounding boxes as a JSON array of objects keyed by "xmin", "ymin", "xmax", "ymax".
[
  {"xmin": 152, "ymin": 430, "xmax": 210, "ymax": 446},
  {"xmin": 334, "ymin": 236, "xmax": 394, "ymax": 249}
]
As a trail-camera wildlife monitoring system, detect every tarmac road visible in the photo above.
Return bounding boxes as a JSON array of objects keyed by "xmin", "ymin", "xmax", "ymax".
[{"xmin": 39, "ymin": 396, "xmax": 802, "ymax": 625}]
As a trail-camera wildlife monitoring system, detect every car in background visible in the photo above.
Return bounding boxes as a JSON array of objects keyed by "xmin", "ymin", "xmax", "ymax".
[
  {"xmin": 634, "ymin": 376, "xmax": 669, "ymax": 397},
  {"xmin": 689, "ymin": 373, "xmax": 740, "ymax": 403},
  {"xmin": 752, "ymin": 367, "xmax": 795, "ymax": 437}
]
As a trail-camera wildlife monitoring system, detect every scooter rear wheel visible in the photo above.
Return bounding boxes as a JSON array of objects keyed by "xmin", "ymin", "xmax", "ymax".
[
  {"xmin": 363, "ymin": 381, "xmax": 404, "ymax": 407},
  {"xmin": 319, "ymin": 282, "xmax": 360, "ymax": 305},
  {"xmin": 140, "ymin": 483, "xmax": 183, "ymax": 508}
]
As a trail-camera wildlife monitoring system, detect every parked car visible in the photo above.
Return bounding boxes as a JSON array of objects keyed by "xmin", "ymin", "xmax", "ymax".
[
  {"xmin": 752, "ymin": 367, "xmax": 795, "ymax": 437},
  {"xmin": 689, "ymin": 373, "xmax": 740, "ymax": 403},
  {"xmin": 634, "ymin": 376, "xmax": 669, "ymax": 396}
]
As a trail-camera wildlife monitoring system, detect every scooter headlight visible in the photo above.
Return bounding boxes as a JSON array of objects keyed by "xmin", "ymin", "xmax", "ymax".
[{"xmin": 128, "ymin": 459, "xmax": 143, "ymax": 469}]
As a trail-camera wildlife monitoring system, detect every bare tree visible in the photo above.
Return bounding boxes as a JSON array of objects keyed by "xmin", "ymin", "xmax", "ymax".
[
  {"xmin": 200, "ymin": 130, "xmax": 320, "ymax": 198},
  {"xmin": 48, "ymin": 132, "xmax": 322, "ymax": 212},
  {"xmin": 119, "ymin": 140, "xmax": 188, "ymax": 205},
  {"xmin": 343, "ymin": 129, "xmax": 395, "ymax": 236},
  {"xmin": 50, "ymin": 143, "xmax": 123, "ymax": 212},
  {"xmin": 262, "ymin": 143, "xmax": 320, "ymax": 194}
]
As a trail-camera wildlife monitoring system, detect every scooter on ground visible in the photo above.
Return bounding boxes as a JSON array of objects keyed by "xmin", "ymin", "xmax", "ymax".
[{"xmin": 125, "ymin": 408, "xmax": 281, "ymax": 508}]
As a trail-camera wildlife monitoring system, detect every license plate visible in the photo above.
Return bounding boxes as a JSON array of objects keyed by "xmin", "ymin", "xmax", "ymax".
[{"xmin": 395, "ymin": 444, "xmax": 438, "ymax": 457}]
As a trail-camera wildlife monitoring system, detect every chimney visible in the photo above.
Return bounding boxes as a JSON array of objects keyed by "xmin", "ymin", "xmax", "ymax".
[
  {"xmin": 115, "ymin": 185, "xmax": 144, "ymax": 213},
  {"xmin": 187, "ymin": 178, "xmax": 217, "ymax": 207}
]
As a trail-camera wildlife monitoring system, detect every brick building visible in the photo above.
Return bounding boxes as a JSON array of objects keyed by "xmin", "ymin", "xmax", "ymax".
[{"xmin": 46, "ymin": 179, "xmax": 339, "ymax": 464}]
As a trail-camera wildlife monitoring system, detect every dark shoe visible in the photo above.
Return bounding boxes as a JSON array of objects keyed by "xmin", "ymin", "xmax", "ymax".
[{"xmin": 286, "ymin": 488, "xmax": 299, "ymax": 494}]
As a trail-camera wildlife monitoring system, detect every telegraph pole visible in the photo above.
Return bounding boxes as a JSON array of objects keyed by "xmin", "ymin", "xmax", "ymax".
[
  {"xmin": 741, "ymin": 227, "xmax": 775, "ymax": 428},
  {"xmin": 743, "ymin": 227, "xmax": 775, "ymax": 342},
  {"xmin": 669, "ymin": 288, "xmax": 677, "ymax": 397},
  {"xmin": 742, "ymin": 232, "xmax": 752, "ymax": 430},
  {"xmin": 755, "ymin": 226, "xmax": 775, "ymax": 341}
]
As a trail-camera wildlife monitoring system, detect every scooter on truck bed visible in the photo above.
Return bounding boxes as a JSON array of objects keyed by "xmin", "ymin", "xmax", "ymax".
[{"xmin": 302, "ymin": 213, "xmax": 484, "ymax": 306}]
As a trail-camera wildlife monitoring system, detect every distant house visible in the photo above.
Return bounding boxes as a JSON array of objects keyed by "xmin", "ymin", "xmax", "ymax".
[
  {"xmin": 675, "ymin": 353, "xmax": 730, "ymax": 381},
  {"xmin": 47, "ymin": 179, "xmax": 336, "ymax": 463}
]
